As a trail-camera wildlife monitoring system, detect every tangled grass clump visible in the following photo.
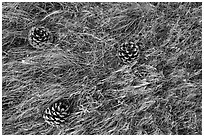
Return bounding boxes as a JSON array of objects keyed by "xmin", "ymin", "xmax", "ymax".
[{"xmin": 2, "ymin": 2, "xmax": 202, "ymax": 135}]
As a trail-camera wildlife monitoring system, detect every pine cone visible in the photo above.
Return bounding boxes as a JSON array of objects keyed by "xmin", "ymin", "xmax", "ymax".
[
  {"xmin": 118, "ymin": 41, "xmax": 141, "ymax": 63},
  {"xmin": 28, "ymin": 26, "xmax": 51, "ymax": 49},
  {"xmin": 43, "ymin": 98, "xmax": 74, "ymax": 126}
]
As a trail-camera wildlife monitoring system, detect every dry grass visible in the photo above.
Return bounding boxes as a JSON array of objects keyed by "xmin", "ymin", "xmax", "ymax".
[{"xmin": 2, "ymin": 2, "xmax": 202, "ymax": 135}]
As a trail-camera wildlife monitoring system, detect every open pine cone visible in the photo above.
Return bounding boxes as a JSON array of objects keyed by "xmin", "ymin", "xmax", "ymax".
[
  {"xmin": 28, "ymin": 26, "xmax": 51, "ymax": 49},
  {"xmin": 43, "ymin": 98, "xmax": 74, "ymax": 126},
  {"xmin": 118, "ymin": 41, "xmax": 141, "ymax": 63}
]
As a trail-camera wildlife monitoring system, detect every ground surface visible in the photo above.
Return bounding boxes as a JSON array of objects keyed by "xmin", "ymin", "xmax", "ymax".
[{"xmin": 2, "ymin": 2, "xmax": 202, "ymax": 135}]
